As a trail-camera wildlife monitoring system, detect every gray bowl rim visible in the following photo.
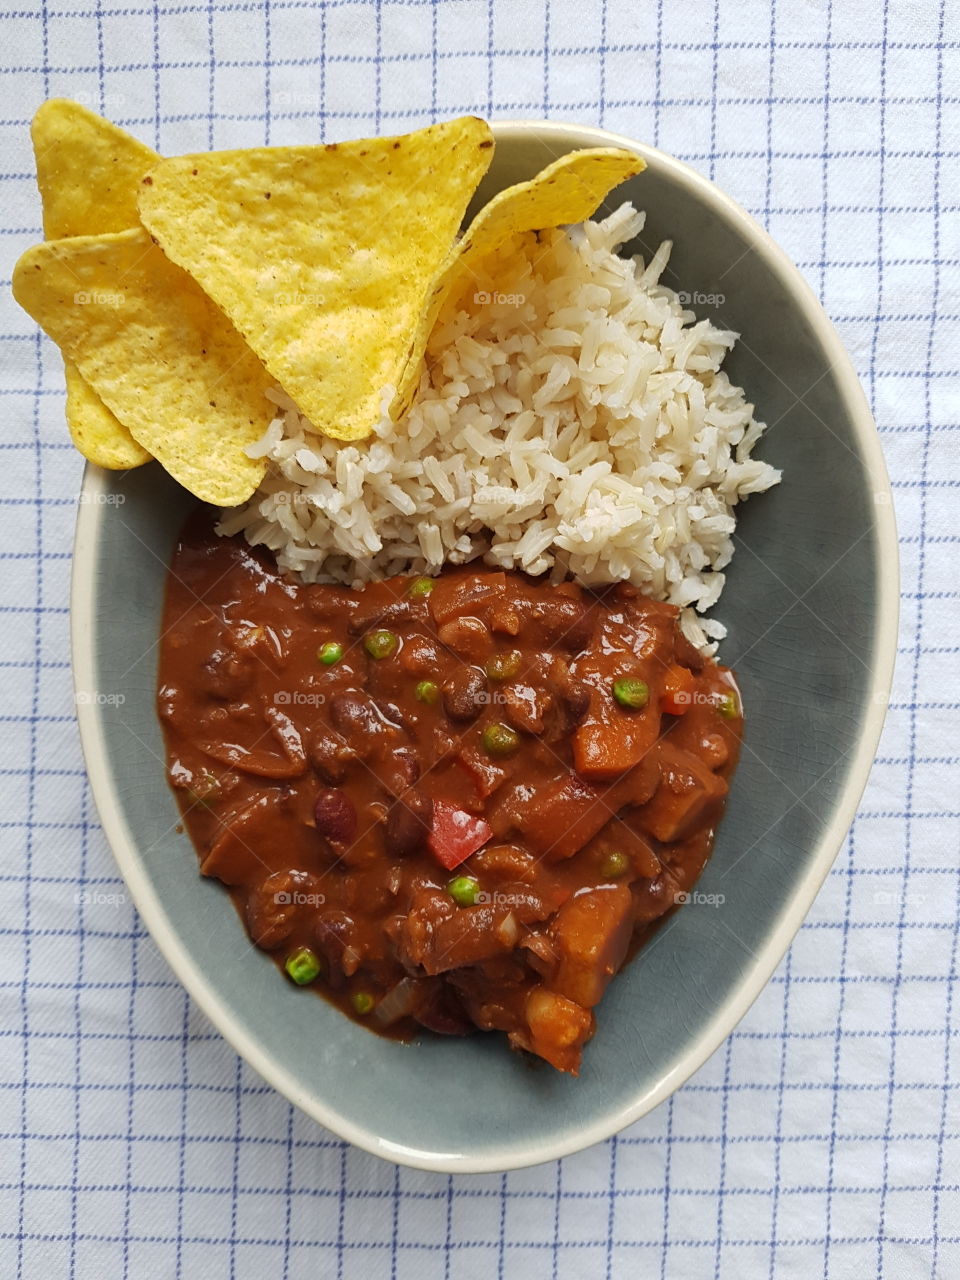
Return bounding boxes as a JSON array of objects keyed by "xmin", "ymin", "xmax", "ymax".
[{"xmin": 71, "ymin": 119, "xmax": 899, "ymax": 1173}]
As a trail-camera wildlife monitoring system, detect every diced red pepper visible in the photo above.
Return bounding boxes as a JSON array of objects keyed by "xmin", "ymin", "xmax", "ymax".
[
  {"xmin": 427, "ymin": 799, "xmax": 493, "ymax": 870},
  {"xmin": 660, "ymin": 664, "xmax": 697, "ymax": 715}
]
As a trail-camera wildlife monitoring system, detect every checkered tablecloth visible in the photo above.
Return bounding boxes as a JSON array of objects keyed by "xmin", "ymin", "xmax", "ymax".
[{"xmin": 1, "ymin": 1, "xmax": 957, "ymax": 1276}]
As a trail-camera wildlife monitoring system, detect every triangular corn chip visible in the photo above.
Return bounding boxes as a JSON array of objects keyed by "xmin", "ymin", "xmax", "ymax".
[
  {"xmin": 63, "ymin": 360, "xmax": 152, "ymax": 470},
  {"xmin": 31, "ymin": 99, "xmax": 158, "ymax": 468},
  {"xmin": 137, "ymin": 116, "xmax": 495, "ymax": 441},
  {"xmin": 393, "ymin": 147, "xmax": 645, "ymax": 414},
  {"xmin": 32, "ymin": 98, "xmax": 158, "ymax": 239},
  {"xmin": 13, "ymin": 229, "xmax": 272, "ymax": 505}
]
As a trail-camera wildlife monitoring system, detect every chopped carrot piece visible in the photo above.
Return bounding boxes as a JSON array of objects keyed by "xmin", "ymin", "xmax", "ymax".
[{"xmin": 660, "ymin": 664, "xmax": 697, "ymax": 715}]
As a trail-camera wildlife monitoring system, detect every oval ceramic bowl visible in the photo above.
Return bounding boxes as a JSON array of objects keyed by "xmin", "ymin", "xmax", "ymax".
[{"xmin": 72, "ymin": 121, "xmax": 898, "ymax": 1172}]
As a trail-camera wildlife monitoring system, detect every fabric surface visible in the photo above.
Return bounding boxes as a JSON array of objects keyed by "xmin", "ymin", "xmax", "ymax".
[{"xmin": 1, "ymin": 1, "xmax": 957, "ymax": 1276}]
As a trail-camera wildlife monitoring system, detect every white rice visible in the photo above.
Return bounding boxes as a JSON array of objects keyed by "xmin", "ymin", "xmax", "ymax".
[{"xmin": 218, "ymin": 203, "xmax": 781, "ymax": 650}]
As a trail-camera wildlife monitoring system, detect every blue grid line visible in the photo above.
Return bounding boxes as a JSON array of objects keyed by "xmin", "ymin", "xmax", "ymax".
[
  {"xmin": 7, "ymin": 1021, "xmax": 960, "ymax": 1043},
  {"xmin": 4, "ymin": 1230, "xmax": 960, "ymax": 1247},
  {"xmin": 6, "ymin": 1178, "xmax": 960, "ymax": 1199},
  {"xmin": 18, "ymin": 52, "xmax": 960, "ymax": 79},
  {"xmin": 760, "ymin": 12, "xmax": 781, "ymax": 1276}
]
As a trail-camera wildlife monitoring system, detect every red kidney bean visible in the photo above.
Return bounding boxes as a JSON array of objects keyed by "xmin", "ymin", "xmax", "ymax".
[
  {"xmin": 314, "ymin": 788, "xmax": 357, "ymax": 846},
  {"xmin": 330, "ymin": 690, "xmax": 389, "ymax": 738},
  {"xmin": 561, "ymin": 677, "xmax": 592, "ymax": 725},
  {"xmin": 442, "ymin": 668, "xmax": 486, "ymax": 722}
]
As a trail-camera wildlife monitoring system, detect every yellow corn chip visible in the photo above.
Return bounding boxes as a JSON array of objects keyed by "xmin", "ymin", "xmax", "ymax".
[
  {"xmin": 13, "ymin": 229, "xmax": 273, "ymax": 506},
  {"xmin": 62, "ymin": 359, "xmax": 152, "ymax": 470},
  {"xmin": 32, "ymin": 99, "xmax": 158, "ymax": 468},
  {"xmin": 137, "ymin": 116, "xmax": 495, "ymax": 441},
  {"xmin": 393, "ymin": 147, "xmax": 646, "ymax": 414},
  {"xmin": 32, "ymin": 98, "xmax": 158, "ymax": 239}
]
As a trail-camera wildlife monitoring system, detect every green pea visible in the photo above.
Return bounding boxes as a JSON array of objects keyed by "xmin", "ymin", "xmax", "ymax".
[
  {"xmin": 285, "ymin": 947, "xmax": 321, "ymax": 986},
  {"xmin": 481, "ymin": 722, "xmax": 520, "ymax": 757},
  {"xmin": 408, "ymin": 576, "xmax": 436, "ymax": 598},
  {"xmin": 351, "ymin": 991, "xmax": 375, "ymax": 1015},
  {"xmin": 612, "ymin": 677, "xmax": 649, "ymax": 709},
  {"xmin": 364, "ymin": 629, "xmax": 398, "ymax": 660},
  {"xmin": 486, "ymin": 650, "xmax": 522, "ymax": 681},
  {"xmin": 447, "ymin": 875, "xmax": 480, "ymax": 907},
  {"xmin": 317, "ymin": 641, "xmax": 343, "ymax": 666},
  {"xmin": 415, "ymin": 679, "xmax": 440, "ymax": 705},
  {"xmin": 600, "ymin": 850, "xmax": 630, "ymax": 880},
  {"xmin": 717, "ymin": 691, "xmax": 740, "ymax": 720}
]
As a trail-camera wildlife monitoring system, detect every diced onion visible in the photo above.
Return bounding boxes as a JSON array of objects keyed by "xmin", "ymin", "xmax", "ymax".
[
  {"xmin": 372, "ymin": 978, "xmax": 418, "ymax": 1027},
  {"xmin": 496, "ymin": 911, "xmax": 519, "ymax": 948}
]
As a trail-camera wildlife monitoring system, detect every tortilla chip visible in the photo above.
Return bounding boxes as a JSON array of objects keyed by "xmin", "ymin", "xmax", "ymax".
[
  {"xmin": 63, "ymin": 359, "xmax": 152, "ymax": 469},
  {"xmin": 32, "ymin": 98, "xmax": 159, "ymax": 239},
  {"xmin": 393, "ymin": 147, "xmax": 646, "ymax": 414},
  {"xmin": 13, "ymin": 228, "xmax": 272, "ymax": 505},
  {"xmin": 32, "ymin": 99, "xmax": 157, "ymax": 468},
  {"xmin": 137, "ymin": 116, "xmax": 495, "ymax": 441}
]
